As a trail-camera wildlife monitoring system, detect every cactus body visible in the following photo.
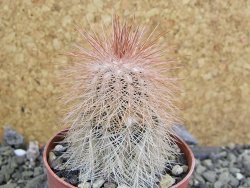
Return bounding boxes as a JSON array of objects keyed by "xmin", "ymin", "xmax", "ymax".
[{"xmin": 61, "ymin": 17, "xmax": 179, "ymax": 188}]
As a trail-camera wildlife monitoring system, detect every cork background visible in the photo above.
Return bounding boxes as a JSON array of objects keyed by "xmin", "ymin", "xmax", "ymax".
[{"xmin": 0, "ymin": 0, "xmax": 249, "ymax": 145}]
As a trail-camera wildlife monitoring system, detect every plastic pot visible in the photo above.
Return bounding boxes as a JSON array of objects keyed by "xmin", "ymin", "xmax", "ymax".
[{"xmin": 43, "ymin": 129, "xmax": 195, "ymax": 188}]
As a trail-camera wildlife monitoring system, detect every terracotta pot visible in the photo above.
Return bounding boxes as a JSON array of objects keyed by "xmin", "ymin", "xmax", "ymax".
[{"xmin": 43, "ymin": 129, "xmax": 195, "ymax": 188}]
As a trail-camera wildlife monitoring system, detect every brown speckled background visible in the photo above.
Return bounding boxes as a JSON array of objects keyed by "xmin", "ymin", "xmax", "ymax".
[{"xmin": 0, "ymin": 0, "xmax": 249, "ymax": 145}]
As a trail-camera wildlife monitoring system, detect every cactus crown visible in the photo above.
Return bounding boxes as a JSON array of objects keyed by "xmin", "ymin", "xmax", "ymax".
[{"xmin": 61, "ymin": 16, "xmax": 179, "ymax": 188}]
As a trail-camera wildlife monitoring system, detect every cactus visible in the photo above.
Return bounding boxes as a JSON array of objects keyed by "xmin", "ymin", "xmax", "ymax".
[{"xmin": 60, "ymin": 16, "xmax": 180, "ymax": 188}]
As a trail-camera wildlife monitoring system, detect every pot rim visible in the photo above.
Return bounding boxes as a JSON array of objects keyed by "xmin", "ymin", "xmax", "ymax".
[
  {"xmin": 43, "ymin": 129, "xmax": 75, "ymax": 188},
  {"xmin": 171, "ymin": 135, "xmax": 195, "ymax": 188},
  {"xmin": 43, "ymin": 129, "xmax": 195, "ymax": 188}
]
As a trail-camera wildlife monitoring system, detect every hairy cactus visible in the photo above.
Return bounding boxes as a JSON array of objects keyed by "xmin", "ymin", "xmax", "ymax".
[{"xmin": 60, "ymin": 17, "xmax": 180, "ymax": 188}]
